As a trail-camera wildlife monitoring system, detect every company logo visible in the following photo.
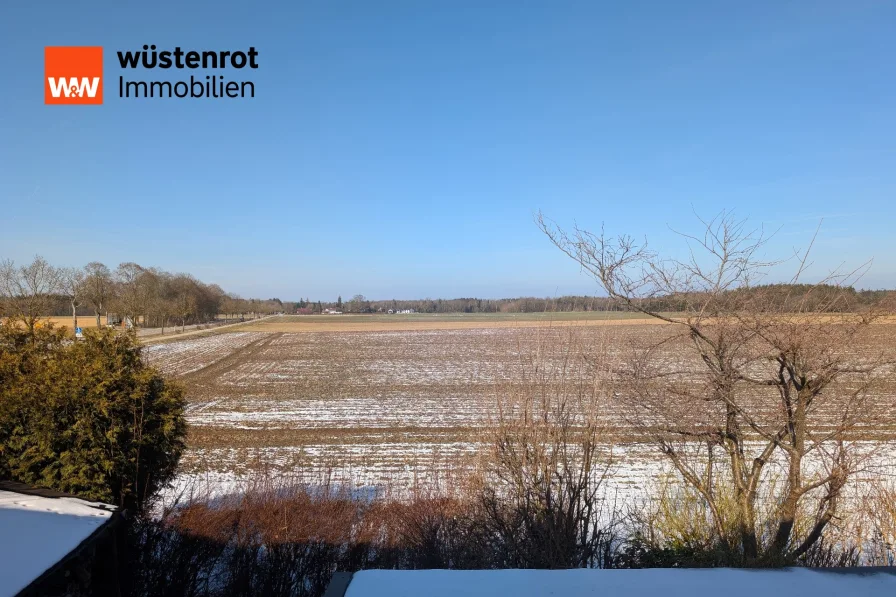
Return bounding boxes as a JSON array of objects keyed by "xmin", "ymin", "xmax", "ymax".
[{"xmin": 45, "ymin": 46, "xmax": 103, "ymax": 105}]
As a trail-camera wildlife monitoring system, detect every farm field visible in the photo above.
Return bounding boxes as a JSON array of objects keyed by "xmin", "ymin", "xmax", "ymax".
[
  {"xmin": 30, "ymin": 316, "xmax": 108, "ymax": 329},
  {"xmin": 144, "ymin": 314, "xmax": 896, "ymax": 503},
  {"xmin": 235, "ymin": 312, "xmax": 670, "ymax": 334}
]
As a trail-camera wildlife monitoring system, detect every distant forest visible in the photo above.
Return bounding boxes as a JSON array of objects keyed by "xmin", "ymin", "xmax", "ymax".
[{"xmin": 293, "ymin": 285, "xmax": 895, "ymax": 315}]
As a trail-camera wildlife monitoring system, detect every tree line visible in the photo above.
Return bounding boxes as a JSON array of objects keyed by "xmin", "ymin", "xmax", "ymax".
[
  {"xmin": 5, "ymin": 257, "xmax": 890, "ymax": 332},
  {"xmin": 0, "ymin": 256, "xmax": 285, "ymax": 334},
  {"xmin": 307, "ymin": 286, "xmax": 893, "ymax": 315}
]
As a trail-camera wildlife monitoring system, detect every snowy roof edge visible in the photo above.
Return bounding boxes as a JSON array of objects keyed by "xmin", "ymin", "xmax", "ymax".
[
  {"xmin": 1, "ymin": 481, "xmax": 121, "ymax": 597},
  {"xmin": 0, "ymin": 480, "xmax": 113, "ymax": 504},
  {"xmin": 326, "ymin": 567, "xmax": 896, "ymax": 597}
]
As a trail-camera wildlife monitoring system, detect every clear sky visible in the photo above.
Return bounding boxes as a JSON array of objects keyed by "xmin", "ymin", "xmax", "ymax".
[{"xmin": 1, "ymin": 1, "xmax": 894, "ymax": 300}]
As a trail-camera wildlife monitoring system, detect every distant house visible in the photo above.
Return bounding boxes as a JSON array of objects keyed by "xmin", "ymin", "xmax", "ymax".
[
  {"xmin": 105, "ymin": 313, "xmax": 135, "ymax": 328},
  {"xmin": 322, "ymin": 308, "xmax": 343, "ymax": 315}
]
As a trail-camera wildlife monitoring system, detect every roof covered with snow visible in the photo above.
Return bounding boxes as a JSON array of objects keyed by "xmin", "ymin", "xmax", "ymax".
[
  {"xmin": 0, "ymin": 483, "xmax": 117, "ymax": 597},
  {"xmin": 339, "ymin": 568, "xmax": 896, "ymax": 597}
]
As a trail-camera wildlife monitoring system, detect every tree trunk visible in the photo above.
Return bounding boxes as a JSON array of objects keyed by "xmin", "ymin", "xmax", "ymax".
[
  {"xmin": 738, "ymin": 494, "xmax": 758, "ymax": 560},
  {"xmin": 72, "ymin": 301, "xmax": 78, "ymax": 332},
  {"xmin": 770, "ymin": 394, "xmax": 808, "ymax": 558}
]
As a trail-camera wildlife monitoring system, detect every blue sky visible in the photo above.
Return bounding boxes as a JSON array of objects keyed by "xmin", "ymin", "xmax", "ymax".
[{"xmin": 1, "ymin": 1, "xmax": 894, "ymax": 300}]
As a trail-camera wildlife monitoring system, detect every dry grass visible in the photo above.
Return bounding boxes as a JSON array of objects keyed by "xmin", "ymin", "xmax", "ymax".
[{"xmin": 18, "ymin": 315, "xmax": 108, "ymax": 329}]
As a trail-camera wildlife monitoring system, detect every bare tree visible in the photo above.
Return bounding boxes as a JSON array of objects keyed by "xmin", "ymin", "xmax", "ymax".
[
  {"xmin": 60, "ymin": 267, "xmax": 86, "ymax": 332},
  {"xmin": 84, "ymin": 262, "xmax": 114, "ymax": 328},
  {"xmin": 141, "ymin": 267, "xmax": 167, "ymax": 329},
  {"xmin": 171, "ymin": 275, "xmax": 199, "ymax": 332},
  {"xmin": 146, "ymin": 271, "xmax": 174, "ymax": 335},
  {"xmin": 114, "ymin": 262, "xmax": 149, "ymax": 328},
  {"xmin": 0, "ymin": 255, "xmax": 61, "ymax": 336},
  {"xmin": 538, "ymin": 210, "xmax": 890, "ymax": 564}
]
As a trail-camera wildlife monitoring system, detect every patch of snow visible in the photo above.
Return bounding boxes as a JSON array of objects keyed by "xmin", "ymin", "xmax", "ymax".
[
  {"xmin": 0, "ymin": 490, "xmax": 115, "ymax": 596},
  {"xmin": 344, "ymin": 568, "xmax": 896, "ymax": 597}
]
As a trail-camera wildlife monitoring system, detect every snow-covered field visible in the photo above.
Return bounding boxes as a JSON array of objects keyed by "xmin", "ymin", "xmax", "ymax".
[
  {"xmin": 143, "ymin": 331, "xmax": 270, "ymax": 376},
  {"xmin": 146, "ymin": 324, "xmax": 896, "ymax": 506},
  {"xmin": 147, "ymin": 327, "xmax": 612, "ymax": 496}
]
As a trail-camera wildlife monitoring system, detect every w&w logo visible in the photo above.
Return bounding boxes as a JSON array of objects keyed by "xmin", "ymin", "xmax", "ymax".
[
  {"xmin": 45, "ymin": 47, "xmax": 103, "ymax": 105},
  {"xmin": 47, "ymin": 77, "xmax": 101, "ymax": 99}
]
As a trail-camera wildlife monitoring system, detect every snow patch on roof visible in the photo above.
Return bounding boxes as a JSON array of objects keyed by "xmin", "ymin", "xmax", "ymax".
[
  {"xmin": 0, "ymin": 490, "xmax": 115, "ymax": 597},
  {"xmin": 344, "ymin": 568, "xmax": 896, "ymax": 597}
]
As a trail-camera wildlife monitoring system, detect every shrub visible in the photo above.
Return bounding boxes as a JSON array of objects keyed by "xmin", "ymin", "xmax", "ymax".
[
  {"xmin": 469, "ymin": 326, "xmax": 619, "ymax": 569},
  {"xmin": 618, "ymin": 471, "xmax": 871, "ymax": 569},
  {"xmin": 0, "ymin": 322, "xmax": 186, "ymax": 512}
]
